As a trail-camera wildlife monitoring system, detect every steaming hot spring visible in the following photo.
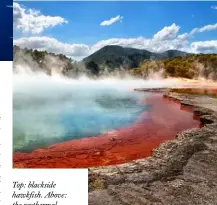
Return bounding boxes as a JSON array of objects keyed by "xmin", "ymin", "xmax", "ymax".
[{"xmin": 13, "ymin": 74, "xmax": 203, "ymax": 168}]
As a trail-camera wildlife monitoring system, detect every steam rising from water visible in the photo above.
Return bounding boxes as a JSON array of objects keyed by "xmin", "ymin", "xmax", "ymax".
[{"xmin": 13, "ymin": 70, "xmax": 181, "ymax": 152}]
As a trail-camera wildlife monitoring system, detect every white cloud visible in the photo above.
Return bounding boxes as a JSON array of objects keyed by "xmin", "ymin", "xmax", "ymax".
[
  {"xmin": 191, "ymin": 40, "xmax": 217, "ymax": 53},
  {"xmin": 14, "ymin": 36, "xmax": 90, "ymax": 58},
  {"xmin": 13, "ymin": 2, "xmax": 68, "ymax": 34},
  {"xmin": 197, "ymin": 23, "xmax": 217, "ymax": 32},
  {"xmin": 100, "ymin": 15, "xmax": 123, "ymax": 26},
  {"xmin": 177, "ymin": 22, "xmax": 217, "ymax": 41},
  {"xmin": 211, "ymin": 5, "xmax": 217, "ymax": 10},
  {"xmin": 153, "ymin": 23, "xmax": 180, "ymax": 41},
  {"xmin": 177, "ymin": 33, "xmax": 190, "ymax": 40},
  {"xmin": 189, "ymin": 28, "xmax": 199, "ymax": 35}
]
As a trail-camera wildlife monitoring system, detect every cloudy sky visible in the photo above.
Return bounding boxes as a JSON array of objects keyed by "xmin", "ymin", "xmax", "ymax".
[{"xmin": 13, "ymin": 1, "xmax": 217, "ymax": 60}]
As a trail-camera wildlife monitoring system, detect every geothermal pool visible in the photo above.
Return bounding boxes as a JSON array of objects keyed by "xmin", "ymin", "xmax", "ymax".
[
  {"xmin": 13, "ymin": 75, "xmax": 201, "ymax": 168},
  {"xmin": 13, "ymin": 75, "xmax": 153, "ymax": 152}
]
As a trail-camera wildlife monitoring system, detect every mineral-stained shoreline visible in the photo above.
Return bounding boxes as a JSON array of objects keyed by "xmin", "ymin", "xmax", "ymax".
[{"xmin": 89, "ymin": 89, "xmax": 217, "ymax": 205}]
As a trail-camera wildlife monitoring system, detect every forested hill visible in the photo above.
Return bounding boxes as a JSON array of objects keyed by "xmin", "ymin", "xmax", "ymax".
[
  {"xmin": 83, "ymin": 45, "xmax": 186, "ymax": 71},
  {"xmin": 132, "ymin": 54, "xmax": 217, "ymax": 80},
  {"xmin": 13, "ymin": 45, "xmax": 84, "ymax": 76}
]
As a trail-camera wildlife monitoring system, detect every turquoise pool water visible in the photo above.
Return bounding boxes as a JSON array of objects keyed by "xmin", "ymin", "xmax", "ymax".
[{"xmin": 13, "ymin": 76, "xmax": 149, "ymax": 152}]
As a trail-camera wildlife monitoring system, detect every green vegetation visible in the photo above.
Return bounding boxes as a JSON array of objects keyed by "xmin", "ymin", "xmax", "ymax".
[
  {"xmin": 132, "ymin": 54, "xmax": 217, "ymax": 80},
  {"xmin": 86, "ymin": 61, "xmax": 100, "ymax": 76},
  {"xmin": 13, "ymin": 45, "xmax": 76, "ymax": 75},
  {"xmin": 89, "ymin": 178, "xmax": 106, "ymax": 191}
]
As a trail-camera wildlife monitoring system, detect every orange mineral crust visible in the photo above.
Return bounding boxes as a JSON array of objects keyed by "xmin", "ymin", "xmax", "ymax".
[{"xmin": 13, "ymin": 93, "xmax": 200, "ymax": 168}]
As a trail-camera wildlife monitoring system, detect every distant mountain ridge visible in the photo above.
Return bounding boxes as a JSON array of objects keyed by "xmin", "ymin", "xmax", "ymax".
[{"xmin": 83, "ymin": 45, "xmax": 187, "ymax": 70}]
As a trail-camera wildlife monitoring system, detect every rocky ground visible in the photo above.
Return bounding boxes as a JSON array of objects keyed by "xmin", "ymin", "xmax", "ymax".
[{"xmin": 89, "ymin": 90, "xmax": 217, "ymax": 205}]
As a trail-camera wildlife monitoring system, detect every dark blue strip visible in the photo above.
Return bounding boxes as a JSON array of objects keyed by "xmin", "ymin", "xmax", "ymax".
[{"xmin": 0, "ymin": 0, "xmax": 13, "ymax": 61}]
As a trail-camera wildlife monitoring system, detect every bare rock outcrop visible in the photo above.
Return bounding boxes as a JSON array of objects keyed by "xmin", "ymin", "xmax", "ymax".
[{"xmin": 89, "ymin": 92, "xmax": 217, "ymax": 205}]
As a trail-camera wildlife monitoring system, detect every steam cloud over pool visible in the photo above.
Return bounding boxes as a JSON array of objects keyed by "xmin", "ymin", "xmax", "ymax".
[{"xmin": 13, "ymin": 74, "xmax": 178, "ymax": 152}]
